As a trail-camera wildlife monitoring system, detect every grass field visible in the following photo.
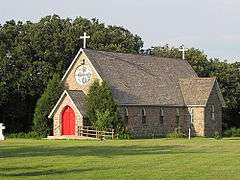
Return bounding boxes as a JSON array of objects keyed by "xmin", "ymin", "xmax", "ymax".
[{"xmin": 0, "ymin": 138, "xmax": 240, "ymax": 180}]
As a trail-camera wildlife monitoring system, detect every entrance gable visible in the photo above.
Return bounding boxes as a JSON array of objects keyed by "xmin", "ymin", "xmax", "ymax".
[
  {"xmin": 62, "ymin": 49, "xmax": 102, "ymax": 93},
  {"xmin": 48, "ymin": 90, "xmax": 83, "ymax": 136},
  {"xmin": 48, "ymin": 90, "xmax": 81, "ymax": 119}
]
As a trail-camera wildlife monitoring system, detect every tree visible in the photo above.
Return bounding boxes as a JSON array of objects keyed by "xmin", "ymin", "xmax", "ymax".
[
  {"xmin": 95, "ymin": 109, "xmax": 114, "ymax": 131},
  {"xmin": 0, "ymin": 15, "xmax": 143, "ymax": 133},
  {"xmin": 151, "ymin": 45, "xmax": 209, "ymax": 77},
  {"xmin": 32, "ymin": 74, "xmax": 63, "ymax": 136},
  {"xmin": 84, "ymin": 80, "xmax": 118, "ymax": 130},
  {"xmin": 207, "ymin": 59, "xmax": 240, "ymax": 129}
]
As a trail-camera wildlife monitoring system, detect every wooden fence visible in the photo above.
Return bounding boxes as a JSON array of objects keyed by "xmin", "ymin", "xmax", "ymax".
[{"xmin": 78, "ymin": 126, "xmax": 115, "ymax": 140}]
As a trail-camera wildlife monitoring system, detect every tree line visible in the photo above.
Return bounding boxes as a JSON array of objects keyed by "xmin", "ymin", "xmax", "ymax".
[{"xmin": 0, "ymin": 15, "xmax": 239, "ymax": 133}]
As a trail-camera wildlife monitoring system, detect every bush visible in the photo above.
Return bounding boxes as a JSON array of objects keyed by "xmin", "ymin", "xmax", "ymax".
[
  {"xmin": 33, "ymin": 74, "xmax": 63, "ymax": 137},
  {"xmin": 166, "ymin": 128, "xmax": 186, "ymax": 138},
  {"xmin": 84, "ymin": 80, "xmax": 118, "ymax": 130},
  {"xmin": 6, "ymin": 132, "xmax": 42, "ymax": 139},
  {"xmin": 213, "ymin": 131, "xmax": 222, "ymax": 139},
  {"xmin": 117, "ymin": 130, "xmax": 134, "ymax": 140},
  {"xmin": 223, "ymin": 128, "xmax": 240, "ymax": 137},
  {"xmin": 95, "ymin": 109, "xmax": 116, "ymax": 131}
]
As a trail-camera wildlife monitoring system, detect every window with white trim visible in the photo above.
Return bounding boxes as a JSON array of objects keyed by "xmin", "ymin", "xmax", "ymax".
[
  {"xmin": 124, "ymin": 107, "xmax": 129, "ymax": 124},
  {"xmin": 211, "ymin": 105, "xmax": 215, "ymax": 120},
  {"xmin": 190, "ymin": 107, "xmax": 194, "ymax": 124},
  {"xmin": 176, "ymin": 108, "xmax": 180, "ymax": 127},
  {"xmin": 141, "ymin": 108, "xmax": 146, "ymax": 124},
  {"xmin": 160, "ymin": 107, "xmax": 164, "ymax": 124}
]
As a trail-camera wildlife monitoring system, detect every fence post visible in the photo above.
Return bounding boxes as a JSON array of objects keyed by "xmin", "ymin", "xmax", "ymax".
[
  {"xmin": 87, "ymin": 126, "xmax": 89, "ymax": 137},
  {"xmin": 112, "ymin": 129, "xmax": 114, "ymax": 139},
  {"xmin": 102, "ymin": 131, "xmax": 105, "ymax": 140}
]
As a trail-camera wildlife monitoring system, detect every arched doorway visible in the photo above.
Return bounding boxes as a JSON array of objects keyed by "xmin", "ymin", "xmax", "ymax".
[{"xmin": 62, "ymin": 106, "xmax": 75, "ymax": 135}]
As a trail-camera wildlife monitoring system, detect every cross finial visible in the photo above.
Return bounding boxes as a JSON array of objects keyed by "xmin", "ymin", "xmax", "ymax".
[
  {"xmin": 0, "ymin": 123, "xmax": 5, "ymax": 141},
  {"xmin": 80, "ymin": 32, "xmax": 90, "ymax": 49},
  {"xmin": 0, "ymin": 123, "xmax": 5, "ymax": 130},
  {"xmin": 179, "ymin": 44, "xmax": 188, "ymax": 60}
]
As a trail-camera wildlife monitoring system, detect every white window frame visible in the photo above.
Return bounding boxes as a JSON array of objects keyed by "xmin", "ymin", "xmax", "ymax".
[
  {"xmin": 141, "ymin": 108, "xmax": 146, "ymax": 124},
  {"xmin": 124, "ymin": 107, "xmax": 129, "ymax": 125},
  {"xmin": 125, "ymin": 107, "xmax": 129, "ymax": 117},
  {"xmin": 211, "ymin": 105, "xmax": 215, "ymax": 120},
  {"xmin": 160, "ymin": 107, "xmax": 164, "ymax": 124},
  {"xmin": 160, "ymin": 107, "xmax": 164, "ymax": 117},
  {"xmin": 176, "ymin": 108, "xmax": 180, "ymax": 127},
  {"xmin": 176, "ymin": 108, "xmax": 180, "ymax": 116},
  {"xmin": 190, "ymin": 107, "xmax": 194, "ymax": 124}
]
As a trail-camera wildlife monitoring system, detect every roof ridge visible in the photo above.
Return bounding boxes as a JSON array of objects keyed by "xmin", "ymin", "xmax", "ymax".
[
  {"xmin": 67, "ymin": 89, "xmax": 85, "ymax": 92},
  {"xmin": 179, "ymin": 77, "xmax": 216, "ymax": 80},
  {"xmin": 85, "ymin": 48, "xmax": 187, "ymax": 62}
]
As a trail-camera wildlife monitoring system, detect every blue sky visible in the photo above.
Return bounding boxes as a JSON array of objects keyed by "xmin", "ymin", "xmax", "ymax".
[{"xmin": 1, "ymin": 0, "xmax": 239, "ymax": 62}]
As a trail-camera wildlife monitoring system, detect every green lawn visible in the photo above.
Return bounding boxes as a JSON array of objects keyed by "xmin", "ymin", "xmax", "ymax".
[{"xmin": 0, "ymin": 138, "xmax": 240, "ymax": 180}]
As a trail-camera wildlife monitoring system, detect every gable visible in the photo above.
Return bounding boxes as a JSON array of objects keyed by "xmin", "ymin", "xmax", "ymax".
[
  {"xmin": 179, "ymin": 78, "xmax": 215, "ymax": 106},
  {"xmin": 206, "ymin": 81, "xmax": 226, "ymax": 107},
  {"xmin": 48, "ymin": 90, "xmax": 84, "ymax": 118},
  {"xmin": 62, "ymin": 49, "xmax": 102, "ymax": 94},
  {"xmin": 179, "ymin": 77, "xmax": 225, "ymax": 107}
]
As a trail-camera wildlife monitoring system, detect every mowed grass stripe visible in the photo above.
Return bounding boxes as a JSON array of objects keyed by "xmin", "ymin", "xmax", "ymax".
[{"xmin": 0, "ymin": 138, "xmax": 240, "ymax": 180}]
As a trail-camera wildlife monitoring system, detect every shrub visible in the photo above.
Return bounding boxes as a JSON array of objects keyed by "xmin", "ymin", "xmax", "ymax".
[
  {"xmin": 117, "ymin": 130, "xmax": 134, "ymax": 140},
  {"xmin": 32, "ymin": 74, "xmax": 64, "ymax": 137},
  {"xmin": 213, "ymin": 131, "xmax": 222, "ymax": 139},
  {"xmin": 95, "ymin": 109, "xmax": 117, "ymax": 131},
  {"xmin": 166, "ymin": 128, "xmax": 186, "ymax": 138},
  {"xmin": 223, "ymin": 128, "xmax": 240, "ymax": 137},
  {"xmin": 6, "ymin": 132, "xmax": 41, "ymax": 139},
  {"xmin": 84, "ymin": 80, "xmax": 118, "ymax": 130}
]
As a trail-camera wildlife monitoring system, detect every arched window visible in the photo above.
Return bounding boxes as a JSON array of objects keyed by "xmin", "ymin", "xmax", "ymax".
[
  {"xmin": 141, "ymin": 108, "xmax": 146, "ymax": 124},
  {"xmin": 211, "ymin": 105, "xmax": 215, "ymax": 120},
  {"xmin": 160, "ymin": 107, "xmax": 164, "ymax": 124},
  {"xmin": 190, "ymin": 107, "xmax": 194, "ymax": 124},
  {"xmin": 176, "ymin": 108, "xmax": 180, "ymax": 127},
  {"xmin": 124, "ymin": 107, "xmax": 129, "ymax": 125}
]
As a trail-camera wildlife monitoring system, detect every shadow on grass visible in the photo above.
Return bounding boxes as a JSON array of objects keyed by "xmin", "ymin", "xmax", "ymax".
[
  {"xmin": 0, "ymin": 144, "xmax": 205, "ymax": 159},
  {"xmin": 0, "ymin": 143, "xmax": 209, "ymax": 177},
  {"xmin": 224, "ymin": 137, "xmax": 240, "ymax": 141},
  {"xmin": 0, "ymin": 166, "xmax": 111, "ymax": 177}
]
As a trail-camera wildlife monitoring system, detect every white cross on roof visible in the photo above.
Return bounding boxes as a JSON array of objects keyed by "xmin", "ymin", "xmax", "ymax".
[
  {"xmin": 179, "ymin": 44, "xmax": 188, "ymax": 60},
  {"xmin": 80, "ymin": 32, "xmax": 90, "ymax": 49}
]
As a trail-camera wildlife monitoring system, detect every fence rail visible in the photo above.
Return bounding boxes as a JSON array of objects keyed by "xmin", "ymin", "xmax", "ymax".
[{"xmin": 78, "ymin": 126, "xmax": 115, "ymax": 140}]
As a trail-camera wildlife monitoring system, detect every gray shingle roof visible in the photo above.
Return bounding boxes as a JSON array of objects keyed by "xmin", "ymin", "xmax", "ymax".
[
  {"xmin": 179, "ymin": 78, "xmax": 216, "ymax": 106},
  {"xmin": 84, "ymin": 49, "xmax": 198, "ymax": 106},
  {"xmin": 67, "ymin": 90, "xmax": 86, "ymax": 115}
]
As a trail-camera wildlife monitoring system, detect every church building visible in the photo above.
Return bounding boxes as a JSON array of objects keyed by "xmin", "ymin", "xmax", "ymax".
[{"xmin": 48, "ymin": 47, "xmax": 225, "ymax": 138}]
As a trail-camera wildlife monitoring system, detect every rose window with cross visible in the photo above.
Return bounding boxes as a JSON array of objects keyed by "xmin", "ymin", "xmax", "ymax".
[{"xmin": 75, "ymin": 65, "xmax": 92, "ymax": 85}]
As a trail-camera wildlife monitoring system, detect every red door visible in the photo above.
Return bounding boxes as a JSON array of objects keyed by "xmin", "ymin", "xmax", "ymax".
[{"xmin": 62, "ymin": 106, "xmax": 75, "ymax": 135}]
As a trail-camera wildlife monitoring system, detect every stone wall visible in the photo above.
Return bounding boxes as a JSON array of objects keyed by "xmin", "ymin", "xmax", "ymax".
[
  {"xmin": 204, "ymin": 83, "xmax": 222, "ymax": 136},
  {"xmin": 118, "ymin": 106, "xmax": 193, "ymax": 137},
  {"xmin": 53, "ymin": 93, "xmax": 83, "ymax": 136}
]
